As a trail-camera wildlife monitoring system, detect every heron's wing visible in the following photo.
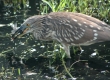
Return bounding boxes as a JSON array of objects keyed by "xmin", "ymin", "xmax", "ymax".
[
  {"xmin": 73, "ymin": 13, "xmax": 110, "ymax": 28},
  {"xmin": 44, "ymin": 12, "xmax": 110, "ymax": 45}
]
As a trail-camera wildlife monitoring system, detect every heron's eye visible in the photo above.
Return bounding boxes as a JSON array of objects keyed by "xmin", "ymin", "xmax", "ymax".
[{"xmin": 26, "ymin": 24, "xmax": 30, "ymax": 27}]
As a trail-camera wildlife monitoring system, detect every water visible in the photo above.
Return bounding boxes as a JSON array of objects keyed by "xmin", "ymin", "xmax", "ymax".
[{"xmin": 0, "ymin": 0, "xmax": 110, "ymax": 80}]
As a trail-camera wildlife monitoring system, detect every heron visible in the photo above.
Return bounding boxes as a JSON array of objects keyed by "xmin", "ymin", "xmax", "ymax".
[{"xmin": 12, "ymin": 12, "xmax": 110, "ymax": 60}]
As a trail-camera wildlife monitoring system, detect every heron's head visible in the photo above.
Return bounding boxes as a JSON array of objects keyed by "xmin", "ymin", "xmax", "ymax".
[{"xmin": 12, "ymin": 17, "xmax": 36, "ymax": 40}]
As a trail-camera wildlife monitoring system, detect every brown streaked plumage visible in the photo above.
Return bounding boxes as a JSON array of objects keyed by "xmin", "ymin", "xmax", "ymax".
[{"xmin": 12, "ymin": 12, "xmax": 110, "ymax": 58}]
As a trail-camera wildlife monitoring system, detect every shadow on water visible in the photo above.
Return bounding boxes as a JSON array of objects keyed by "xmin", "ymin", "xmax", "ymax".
[{"xmin": 0, "ymin": 0, "xmax": 110, "ymax": 80}]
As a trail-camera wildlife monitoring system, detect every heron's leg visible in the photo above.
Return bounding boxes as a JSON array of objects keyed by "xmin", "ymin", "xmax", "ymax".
[
  {"xmin": 62, "ymin": 43, "xmax": 71, "ymax": 66},
  {"xmin": 62, "ymin": 43, "xmax": 71, "ymax": 58},
  {"xmin": 78, "ymin": 46, "xmax": 84, "ymax": 60},
  {"xmin": 79, "ymin": 46, "xmax": 84, "ymax": 54}
]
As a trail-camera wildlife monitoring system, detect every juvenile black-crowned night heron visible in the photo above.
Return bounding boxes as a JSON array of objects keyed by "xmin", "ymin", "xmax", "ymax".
[{"xmin": 12, "ymin": 12, "xmax": 110, "ymax": 59}]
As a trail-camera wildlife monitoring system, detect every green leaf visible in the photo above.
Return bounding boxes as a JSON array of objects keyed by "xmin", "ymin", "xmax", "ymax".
[{"xmin": 18, "ymin": 68, "xmax": 21, "ymax": 75}]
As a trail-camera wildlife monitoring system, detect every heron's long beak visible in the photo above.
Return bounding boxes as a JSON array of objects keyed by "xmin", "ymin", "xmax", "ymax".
[{"xmin": 12, "ymin": 25, "xmax": 29, "ymax": 40}]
